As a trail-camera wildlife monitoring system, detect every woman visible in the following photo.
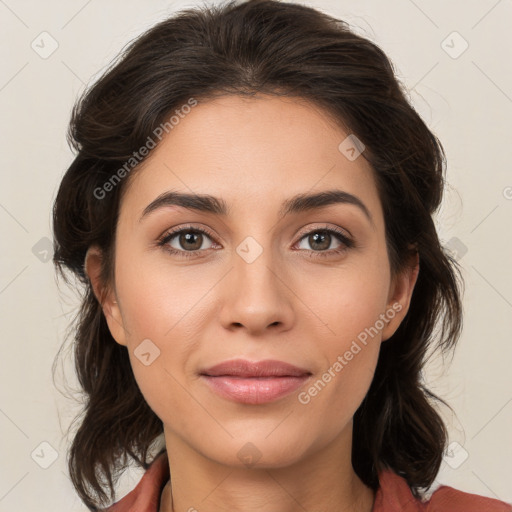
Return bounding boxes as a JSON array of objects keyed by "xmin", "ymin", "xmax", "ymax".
[{"xmin": 52, "ymin": 0, "xmax": 511, "ymax": 510}]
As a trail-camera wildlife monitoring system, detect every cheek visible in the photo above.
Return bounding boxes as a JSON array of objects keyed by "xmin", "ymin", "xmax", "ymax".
[
  {"xmin": 115, "ymin": 254, "xmax": 213, "ymax": 339},
  {"xmin": 293, "ymin": 259, "xmax": 389, "ymax": 414},
  {"xmin": 113, "ymin": 254, "xmax": 214, "ymax": 417},
  {"xmin": 301, "ymin": 255, "xmax": 391, "ymax": 339}
]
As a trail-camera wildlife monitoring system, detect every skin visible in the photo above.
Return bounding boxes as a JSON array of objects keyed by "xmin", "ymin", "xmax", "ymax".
[{"xmin": 85, "ymin": 94, "xmax": 419, "ymax": 512}]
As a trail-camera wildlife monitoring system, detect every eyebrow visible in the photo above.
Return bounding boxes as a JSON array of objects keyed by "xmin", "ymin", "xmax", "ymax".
[{"xmin": 139, "ymin": 189, "xmax": 373, "ymax": 224}]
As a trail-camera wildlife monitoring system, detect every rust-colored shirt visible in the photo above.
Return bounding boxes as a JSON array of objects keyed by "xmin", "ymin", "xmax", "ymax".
[{"xmin": 104, "ymin": 450, "xmax": 511, "ymax": 511}]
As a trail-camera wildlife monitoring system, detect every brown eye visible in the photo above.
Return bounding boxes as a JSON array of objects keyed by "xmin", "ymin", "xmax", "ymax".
[
  {"xmin": 306, "ymin": 231, "xmax": 332, "ymax": 251},
  {"xmin": 176, "ymin": 231, "xmax": 205, "ymax": 251},
  {"xmin": 159, "ymin": 227, "xmax": 216, "ymax": 255},
  {"xmin": 296, "ymin": 228, "xmax": 353, "ymax": 256}
]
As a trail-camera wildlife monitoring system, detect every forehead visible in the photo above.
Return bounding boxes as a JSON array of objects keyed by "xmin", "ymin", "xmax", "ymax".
[{"xmin": 120, "ymin": 94, "xmax": 382, "ymax": 224}]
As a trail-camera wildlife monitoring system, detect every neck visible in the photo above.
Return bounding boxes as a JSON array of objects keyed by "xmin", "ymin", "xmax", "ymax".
[{"xmin": 160, "ymin": 425, "xmax": 375, "ymax": 512}]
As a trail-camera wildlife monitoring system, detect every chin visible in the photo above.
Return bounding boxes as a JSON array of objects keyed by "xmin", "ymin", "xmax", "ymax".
[{"xmin": 196, "ymin": 432, "xmax": 316, "ymax": 470}]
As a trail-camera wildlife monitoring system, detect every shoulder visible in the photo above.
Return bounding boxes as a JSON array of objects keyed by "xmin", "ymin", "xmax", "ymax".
[
  {"xmin": 102, "ymin": 450, "xmax": 170, "ymax": 512},
  {"xmin": 426, "ymin": 481, "xmax": 511, "ymax": 512},
  {"xmin": 374, "ymin": 469, "xmax": 511, "ymax": 512}
]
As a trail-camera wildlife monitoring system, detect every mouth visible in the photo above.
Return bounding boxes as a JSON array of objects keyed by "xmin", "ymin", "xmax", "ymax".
[
  {"xmin": 199, "ymin": 359, "xmax": 312, "ymax": 404},
  {"xmin": 200, "ymin": 358, "xmax": 311, "ymax": 378}
]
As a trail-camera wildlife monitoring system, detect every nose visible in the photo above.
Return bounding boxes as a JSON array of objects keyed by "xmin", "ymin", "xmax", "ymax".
[{"xmin": 218, "ymin": 242, "xmax": 295, "ymax": 336}]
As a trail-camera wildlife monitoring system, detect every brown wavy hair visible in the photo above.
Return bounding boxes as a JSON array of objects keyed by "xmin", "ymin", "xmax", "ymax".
[{"xmin": 52, "ymin": 0, "xmax": 463, "ymax": 509}]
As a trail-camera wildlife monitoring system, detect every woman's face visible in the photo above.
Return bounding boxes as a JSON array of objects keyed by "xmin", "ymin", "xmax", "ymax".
[{"xmin": 87, "ymin": 94, "xmax": 417, "ymax": 469}]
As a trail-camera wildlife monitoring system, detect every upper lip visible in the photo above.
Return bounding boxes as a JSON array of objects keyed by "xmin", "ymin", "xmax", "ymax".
[{"xmin": 200, "ymin": 359, "xmax": 311, "ymax": 378}]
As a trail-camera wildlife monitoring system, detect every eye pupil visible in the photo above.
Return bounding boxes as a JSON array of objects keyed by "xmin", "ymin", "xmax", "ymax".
[
  {"xmin": 310, "ymin": 231, "xmax": 330, "ymax": 251},
  {"xmin": 180, "ymin": 231, "xmax": 202, "ymax": 250}
]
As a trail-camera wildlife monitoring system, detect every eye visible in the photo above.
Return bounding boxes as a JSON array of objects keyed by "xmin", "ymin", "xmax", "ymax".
[
  {"xmin": 157, "ymin": 224, "xmax": 354, "ymax": 260},
  {"xmin": 157, "ymin": 225, "xmax": 217, "ymax": 258},
  {"xmin": 295, "ymin": 226, "xmax": 354, "ymax": 258}
]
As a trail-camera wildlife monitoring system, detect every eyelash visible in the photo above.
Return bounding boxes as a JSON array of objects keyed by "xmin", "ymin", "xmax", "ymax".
[{"xmin": 157, "ymin": 224, "xmax": 354, "ymax": 260}]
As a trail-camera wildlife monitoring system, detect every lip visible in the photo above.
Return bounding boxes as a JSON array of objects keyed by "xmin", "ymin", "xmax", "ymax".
[
  {"xmin": 200, "ymin": 359, "xmax": 312, "ymax": 405},
  {"xmin": 201, "ymin": 359, "xmax": 311, "ymax": 378}
]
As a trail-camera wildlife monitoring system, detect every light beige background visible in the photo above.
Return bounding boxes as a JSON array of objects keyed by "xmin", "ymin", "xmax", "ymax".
[{"xmin": 0, "ymin": 0, "xmax": 511, "ymax": 510}]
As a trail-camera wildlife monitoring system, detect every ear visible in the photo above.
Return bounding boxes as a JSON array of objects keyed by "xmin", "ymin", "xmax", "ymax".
[
  {"xmin": 381, "ymin": 248, "xmax": 420, "ymax": 342},
  {"xmin": 84, "ymin": 245, "xmax": 128, "ymax": 347}
]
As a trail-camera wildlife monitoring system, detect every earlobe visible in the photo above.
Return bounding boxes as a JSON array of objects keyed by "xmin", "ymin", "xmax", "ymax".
[
  {"xmin": 381, "ymin": 250, "xmax": 420, "ymax": 341},
  {"xmin": 84, "ymin": 246, "xmax": 128, "ymax": 347}
]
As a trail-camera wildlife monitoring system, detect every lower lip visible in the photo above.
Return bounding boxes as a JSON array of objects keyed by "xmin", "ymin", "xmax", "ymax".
[{"xmin": 201, "ymin": 375, "xmax": 310, "ymax": 404}]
